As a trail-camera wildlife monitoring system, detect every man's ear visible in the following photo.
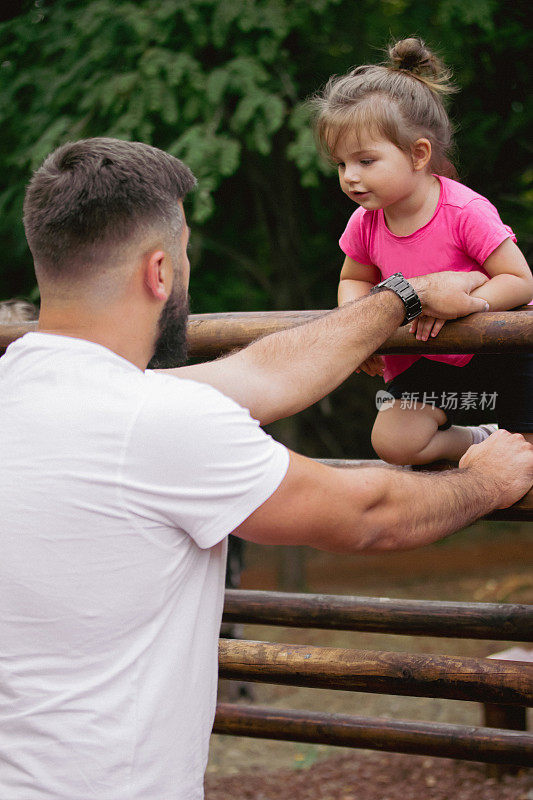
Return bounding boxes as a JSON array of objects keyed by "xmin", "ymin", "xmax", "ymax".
[
  {"xmin": 144, "ymin": 250, "xmax": 172, "ymax": 302},
  {"xmin": 411, "ymin": 138, "xmax": 432, "ymax": 171}
]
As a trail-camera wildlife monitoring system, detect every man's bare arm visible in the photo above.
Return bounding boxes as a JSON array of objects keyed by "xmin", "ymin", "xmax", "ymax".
[
  {"xmin": 160, "ymin": 271, "xmax": 489, "ymax": 425},
  {"xmin": 234, "ymin": 431, "xmax": 533, "ymax": 553},
  {"xmin": 173, "ymin": 290, "xmax": 404, "ymax": 424}
]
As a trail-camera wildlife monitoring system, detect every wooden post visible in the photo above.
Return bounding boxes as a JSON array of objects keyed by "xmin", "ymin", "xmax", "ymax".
[{"xmin": 483, "ymin": 647, "xmax": 532, "ymax": 778}]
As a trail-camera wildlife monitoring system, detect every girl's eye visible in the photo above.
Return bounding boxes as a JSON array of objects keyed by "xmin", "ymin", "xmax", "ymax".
[
  {"xmin": 336, "ymin": 162, "xmax": 345, "ymax": 169},
  {"xmin": 360, "ymin": 159, "xmax": 374, "ymax": 166}
]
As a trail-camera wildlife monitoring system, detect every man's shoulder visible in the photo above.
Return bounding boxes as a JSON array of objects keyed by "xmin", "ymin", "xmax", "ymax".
[
  {"xmin": 142, "ymin": 370, "xmax": 249, "ymax": 424},
  {"xmin": 145, "ymin": 369, "xmax": 239, "ymax": 403}
]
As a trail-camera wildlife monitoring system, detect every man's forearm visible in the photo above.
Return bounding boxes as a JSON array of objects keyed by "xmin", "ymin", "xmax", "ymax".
[
  {"xmin": 234, "ymin": 442, "xmax": 519, "ymax": 554},
  {"xmin": 353, "ymin": 465, "xmax": 495, "ymax": 553},
  {"xmin": 172, "ymin": 290, "xmax": 404, "ymax": 425},
  {"xmin": 238, "ymin": 291, "xmax": 405, "ymax": 422}
]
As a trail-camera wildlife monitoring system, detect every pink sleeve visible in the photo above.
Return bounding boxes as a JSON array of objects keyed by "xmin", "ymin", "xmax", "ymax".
[
  {"xmin": 457, "ymin": 198, "xmax": 517, "ymax": 265},
  {"xmin": 339, "ymin": 208, "xmax": 373, "ymax": 265}
]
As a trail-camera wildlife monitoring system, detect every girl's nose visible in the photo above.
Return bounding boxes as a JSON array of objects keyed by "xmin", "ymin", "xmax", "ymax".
[{"xmin": 344, "ymin": 164, "xmax": 360, "ymax": 184}]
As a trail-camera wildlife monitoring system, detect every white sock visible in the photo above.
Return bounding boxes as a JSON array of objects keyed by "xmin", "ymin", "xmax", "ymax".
[{"xmin": 467, "ymin": 423, "xmax": 498, "ymax": 445}]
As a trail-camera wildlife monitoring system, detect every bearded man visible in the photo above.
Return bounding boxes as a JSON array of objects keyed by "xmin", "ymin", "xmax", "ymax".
[{"xmin": 0, "ymin": 138, "xmax": 531, "ymax": 800}]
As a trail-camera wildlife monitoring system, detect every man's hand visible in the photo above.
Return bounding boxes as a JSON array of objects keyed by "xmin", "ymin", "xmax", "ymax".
[
  {"xmin": 356, "ymin": 354, "xmax": 385, "ymax": 377},
  {"xmin": 459, "ymin": 430, "xmax": 533, "ymax": 509},
  {"xmin": 410, "ymin": 271, "xmax": 490, "ymax": 320},
  {"xmin": 409, "ymin": 316, "xmax": 446, "ymax": 341}
]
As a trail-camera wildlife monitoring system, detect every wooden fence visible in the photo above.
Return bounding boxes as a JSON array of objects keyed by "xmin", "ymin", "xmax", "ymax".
[
  {"xmin": 216, "ymin": 590, "xmax": 533, "ymax": 768},
  {"xmin": 187, "ymin": 308, "xmax": 531, "ymax": 768},
  {"xmin": 1, "ymin": 307, "xmax": 532, "ymax": 767}
]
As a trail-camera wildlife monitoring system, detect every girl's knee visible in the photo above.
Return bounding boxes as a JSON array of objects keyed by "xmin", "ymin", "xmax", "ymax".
[
  {"xmin": 371, "ymin": 414, "xmax": 411, "ymax": 464},
  {"xmin": 371, "ymin": 411, "xmax": 436, "ymax": 465},
  {"xmin": 372, "ymin": 435, "xmax": 413, "ymax": 465}
]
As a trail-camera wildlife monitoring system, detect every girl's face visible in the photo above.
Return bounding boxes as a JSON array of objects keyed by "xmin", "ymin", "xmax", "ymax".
[{"xmin": 333, "ymin": 131, "xmax": 419, "ymax": 212}]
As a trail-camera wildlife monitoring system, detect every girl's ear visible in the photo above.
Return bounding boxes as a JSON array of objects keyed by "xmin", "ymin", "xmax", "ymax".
[{"xmin": 411, "ymin": 138, "xmax": 432, "ymax": 171}]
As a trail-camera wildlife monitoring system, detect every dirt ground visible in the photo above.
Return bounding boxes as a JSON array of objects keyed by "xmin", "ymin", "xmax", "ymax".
[
  {"xmin": 205, "ymin": 521, "xmax": 533, "ymax": 799},
  {"xmin": 206, "ymin": 752, "xmax": 532, "ymax": 800}
]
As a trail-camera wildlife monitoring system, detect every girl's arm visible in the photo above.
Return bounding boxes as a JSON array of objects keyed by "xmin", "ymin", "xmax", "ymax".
[
  {"xmin": 338, "ymin": 257, "xmax": 384, "ymax": 376},
  {"xmin": 412, "ymin": 237, "xmax": 532, "ymax": 341},
  {"xmin": 338, "ymin": 256, "xmax": 381, "ymax": 305},
  {"xmin": 469, "ymin": 238, "xmax": 533, "ymax": 309}
]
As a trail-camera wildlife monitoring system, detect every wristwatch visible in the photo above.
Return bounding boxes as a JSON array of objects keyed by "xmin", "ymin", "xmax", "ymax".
[{"xmin": 369, "ymin": 272, "xmax": 422, "ymax": 326}]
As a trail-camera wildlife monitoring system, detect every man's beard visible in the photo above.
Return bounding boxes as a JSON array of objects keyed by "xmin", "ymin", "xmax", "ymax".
[{"xmin": 147, "ymin": 284, "xmax": 190, "ymax": 370}]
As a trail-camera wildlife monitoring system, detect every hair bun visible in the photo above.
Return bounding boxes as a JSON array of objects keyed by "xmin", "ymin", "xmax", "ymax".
[
  {"xmin": 388, "ymin": 37, "xmax": 454, "ymax": 95},
  {"xmin": 389, "ymin": 37, "xmax": 439, "ymax": 74}
]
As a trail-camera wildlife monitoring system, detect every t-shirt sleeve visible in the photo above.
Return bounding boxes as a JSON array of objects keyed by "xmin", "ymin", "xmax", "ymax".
[
  {"xmin": 457, "ymin": 198, "xmax": 517, "ymax": 265},
  {"xmin": 339, "ymin": 208, "xmax": 374, "ymax": 265},
  {"xmin": 121, "ymin": 375, "xmax": 289, "ymax": 549}
]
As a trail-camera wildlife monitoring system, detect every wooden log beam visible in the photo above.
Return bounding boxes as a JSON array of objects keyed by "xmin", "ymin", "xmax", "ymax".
[
  {"xmin": 0, "ymin": 320, "xmax": 38, "ymax": 353},
  {"xmin": 218, "ymin": 639, "xmax": 533, "ymax": 705},
  {"xmin": 222, "ymin": 590, "xmax": 533, "ymax": 641},
  {"xmin": 213, "ymin": 702, "xmax": 533, "ymax": 767},
  {"xmin": 187, "ymin": 309, "xmax": 533, "ymax": 358},
  {"xmin": 1, "ymin": 309, "xmax": 532, "ymax": 358}
]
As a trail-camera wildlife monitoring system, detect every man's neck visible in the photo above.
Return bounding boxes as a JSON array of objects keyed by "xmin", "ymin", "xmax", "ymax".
[{"xmin": 38, "ymin": 308, "xmax": 152, "ymax": 371}]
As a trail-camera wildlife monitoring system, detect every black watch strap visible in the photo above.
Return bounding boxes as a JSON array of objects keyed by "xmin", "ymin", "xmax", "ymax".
[{"xmin": 369, "ymin": 272, "xmax": 422, "ymax": 326}]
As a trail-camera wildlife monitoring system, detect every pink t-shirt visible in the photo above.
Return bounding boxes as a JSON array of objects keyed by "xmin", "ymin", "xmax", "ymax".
[{"xmin": 339, "ymin": 176, "xmax": 516, "ymax": 382}]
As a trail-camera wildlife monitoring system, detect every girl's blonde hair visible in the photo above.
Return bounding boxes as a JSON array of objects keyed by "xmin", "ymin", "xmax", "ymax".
[
  {"xmin": 0, "ymin": 299, "xmax": 38, "ymax": 324},
  {"xmin": 313, "ymin": 37, "xmax": 457, "ymax": 177}
]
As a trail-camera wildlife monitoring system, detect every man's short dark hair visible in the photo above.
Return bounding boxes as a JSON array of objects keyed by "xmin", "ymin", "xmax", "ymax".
[{"xmin": 23, "ymin": 138, "xmax": 196, "ymax": 279}]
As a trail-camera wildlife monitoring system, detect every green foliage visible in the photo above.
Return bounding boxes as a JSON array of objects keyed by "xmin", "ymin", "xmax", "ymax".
[
  {"xmin": 0, "ymin": 0, "xmax": 530, "ymax": 455},
  {"xmin": 1, "ymin": 0, "xmax": 530, "ymax": 295},
  {"xmin": 1, "ymin": 0, "xmax": 331, "ymax": 227}
]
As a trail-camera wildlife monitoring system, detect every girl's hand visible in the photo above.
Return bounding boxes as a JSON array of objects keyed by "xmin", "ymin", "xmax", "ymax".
[
  {"xmin": 356, "ymin": 354, "xmax": 385, "ymax": 377},
  {"xmin": 409, "ymin": 316, "xmax": 446, "ymax": 341}
]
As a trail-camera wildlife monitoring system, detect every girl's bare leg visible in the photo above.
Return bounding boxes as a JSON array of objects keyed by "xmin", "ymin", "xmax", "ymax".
[{"xmin": 371, "ymin": 403, "xmax": 474, "ymax": 465}]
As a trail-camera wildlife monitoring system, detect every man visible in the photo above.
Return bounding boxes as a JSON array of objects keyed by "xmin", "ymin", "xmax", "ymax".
[{"xmin": 1, "ymin": 138, "xmax": 531, "ymax": 800}]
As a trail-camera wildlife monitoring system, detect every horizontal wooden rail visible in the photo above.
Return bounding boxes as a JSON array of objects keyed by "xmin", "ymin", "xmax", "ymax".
[
  {"xmin": 218, "ymin": 639, "xmax": 533, "ymax": 705},
  {"xmin": 0, "ymin": 321, "xmax": 38, "ymax": 352},
  {"xmin": 1, "ymin": 309, "xmax": 532, "ymax": 358},
  {"xmin": 319, "ymin": 459, "xmax": 533, "ymax": 521},
  {"xmin": 222, "ymin": 590, "xmax": 533, "ymax": 641},
  {"xmin": 186, "ymin": 309, "xmax": 532, "ymax": 358},
  {"xmin": 213, "ymin": 703, "xmax": 533, "ymax": 766}
]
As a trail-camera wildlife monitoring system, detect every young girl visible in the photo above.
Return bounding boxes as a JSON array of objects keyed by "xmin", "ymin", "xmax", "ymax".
[{"xmin": 314, "ymin": 37, "xmax": 533, "ymax": 465}]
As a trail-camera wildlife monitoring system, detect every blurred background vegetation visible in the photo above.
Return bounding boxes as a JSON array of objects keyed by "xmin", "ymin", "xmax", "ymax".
[{"xmin": 0, "ymin": 0, "xmax": 531, "ymax": 461}]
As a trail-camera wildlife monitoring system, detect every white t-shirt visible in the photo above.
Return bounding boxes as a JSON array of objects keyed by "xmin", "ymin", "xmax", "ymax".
[{"xmin": 0, "ymin": 332, "xmax": 289, "ymax": 800}]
